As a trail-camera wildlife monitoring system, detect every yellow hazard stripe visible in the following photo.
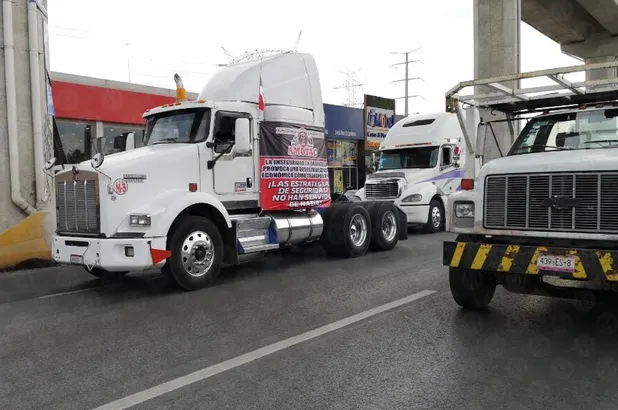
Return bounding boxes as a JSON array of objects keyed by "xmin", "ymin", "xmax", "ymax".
[
  {"xmin": 596, "ymin": 251, "xmax": 618, "ymax": 281},
  {"xmin": 450, "ymin": 242, "xmax": 466, "ymax": 267},
  {"xmin": 497, "ymin": 245, "xmax": 520, "ymax": 272},
  {"xmin": 471, "ymin": 244, "xmax": 492, "ymax": 270}
]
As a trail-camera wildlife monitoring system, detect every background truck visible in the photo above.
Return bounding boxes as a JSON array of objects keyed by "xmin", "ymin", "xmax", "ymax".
[
  {"xmin": 49, "ymin": 52, "xmax": 408, "ymax": 290},
  {"xmin": 441, "ymin": 60, "xmax": 618, "ymax": 309},
  {"xmin": 355, "ymin": 112, "xmax": 471, "ymax": 233}
]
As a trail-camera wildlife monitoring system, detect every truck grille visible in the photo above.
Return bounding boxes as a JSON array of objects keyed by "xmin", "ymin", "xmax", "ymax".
[
  {"xmin": 365, "ymin": 181, "xmax": 399, "ymax": 199},
  {"xmin": 56, "ymin": 177, "xmax": 100, "ymax": 234},
  {"xmin": 484, "ymin": 172, "xmax": 618, "ymax": 233}
]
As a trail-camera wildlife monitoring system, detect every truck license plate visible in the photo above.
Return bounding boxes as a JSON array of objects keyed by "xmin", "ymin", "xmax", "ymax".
[
  {"xmin": 70, "ymin": 254, "xmax": 84, "ymax": 265},
  {"xmin": 536, "ymin": 254, "xmax": 575, "ymax": 273}
]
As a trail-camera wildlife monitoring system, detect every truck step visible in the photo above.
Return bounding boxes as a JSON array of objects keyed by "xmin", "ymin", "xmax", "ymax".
[
  {"xmin": 240, "ymin": 243, "xmax": 280, "ymax": 254},
  {"xmin": 235, "ymin": 216, "xmax": 272, "ymax": 232}
]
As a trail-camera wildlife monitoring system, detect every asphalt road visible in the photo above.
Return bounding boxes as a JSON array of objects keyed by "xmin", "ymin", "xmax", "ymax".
[{"xmin": 2, "ymin": 231, "xmax": 618, "ymax": 409}]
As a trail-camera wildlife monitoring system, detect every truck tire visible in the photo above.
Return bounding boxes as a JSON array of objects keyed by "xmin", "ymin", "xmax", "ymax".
[
  {"xmin": 449, "ymin": 267, "xmax": 496, "ymax": 309},
  {"xmin": 163, "ymin": 216, "xmax": 224, "ymax": 291},
  {"xmin": 318, "ymin": 203, "xmax": 350, "ymax": 251},
  {"xmin": 367, "ymin": 202, "xmax": 400, "ymax": 252},
  {"xmin": 424, "ymin": 199, "xmax": 444, "ymax": 233},
  {"xmin": 323, "ymin": 203, "xmax": 372, "ymax": 258}
]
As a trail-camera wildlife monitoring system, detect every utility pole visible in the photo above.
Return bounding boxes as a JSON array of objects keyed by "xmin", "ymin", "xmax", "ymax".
[
  {"xmin": 334, "ymin": 69, "xmax": 363, "ymax": 107},
  {"xmin": 390, "ymin": 48, "xmax": 424, "ymax": 116}
]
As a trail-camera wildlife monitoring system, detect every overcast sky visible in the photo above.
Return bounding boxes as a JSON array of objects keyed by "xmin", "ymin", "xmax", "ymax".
[{"xmin": 48, "ymin": 0, "xmax": 582, "ymax": 115}]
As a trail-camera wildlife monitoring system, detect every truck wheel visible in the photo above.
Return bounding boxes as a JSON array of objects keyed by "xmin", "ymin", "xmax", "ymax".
[
  {"xmin": 449, "ymin": 267, "xmax": 496, "ymax": 309},
  {"xmin": 424, "ymin": 199, "xmax": 444, "ymax": 233},
  {"xmin": 164, "ymin": 216, "xmax": 224, "ymax": 291},
  {"xmin": 324, "ymin": 204, "xmax": 371, "ymax": 258},
  {"xmin": 367, "ymin": 202, "xmax": 400, "ymax": 251}
]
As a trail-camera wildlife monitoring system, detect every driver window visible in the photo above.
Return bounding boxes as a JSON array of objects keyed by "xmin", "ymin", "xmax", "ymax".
[
  {"xmin": 214, "ymin": 115, "xmax": 237, "ymax": 153},
  {"xmin": 441, "ymin": 146, "xmax": 452, "ymax": 166}
]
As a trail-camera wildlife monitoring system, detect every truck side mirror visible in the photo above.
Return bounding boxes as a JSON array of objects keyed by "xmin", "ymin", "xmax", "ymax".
[
  {"xmin": 475, "ymin": 123, "xmax": 487, "ymax": 159},
  {"xmin": 125, "ymin": 132, "xmax": 135, "ymax": 151},
  {"xmin": 235, "ymin": 118, "xmax": 251, "ymax": 154}
]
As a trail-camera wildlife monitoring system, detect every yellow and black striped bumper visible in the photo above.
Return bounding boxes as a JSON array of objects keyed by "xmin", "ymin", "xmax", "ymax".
[{"xmin": 443, "ymin": 241, "xmax": 618, "ymax": 282}]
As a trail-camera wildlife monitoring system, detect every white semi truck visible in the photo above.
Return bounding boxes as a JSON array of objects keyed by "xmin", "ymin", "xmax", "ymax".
[
  {"xmin": 441, "ymin": 60, "xmax": 618, "ymax": 308},
  {"xmin": 48, "ymin": 52, "xmax": 408, "ymax": 290},
  {"xmin": 355, "ymin": 112, "xmax": 473, "ymax": 233}
]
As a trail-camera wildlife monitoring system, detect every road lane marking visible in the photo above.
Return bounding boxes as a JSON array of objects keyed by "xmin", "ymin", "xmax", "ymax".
[
  {"xmin": 92, "ymin": 289, "xmax": 437, "ymax": 410},
  {"xmin": 38, "ymin": 288, "xmax": 96, "ymax": 299}
]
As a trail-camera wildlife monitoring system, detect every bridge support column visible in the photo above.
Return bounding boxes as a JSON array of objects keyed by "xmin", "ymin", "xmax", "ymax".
[{"xmin": 473, "ymin": 0, "xmax": 521, "ymax": 161}]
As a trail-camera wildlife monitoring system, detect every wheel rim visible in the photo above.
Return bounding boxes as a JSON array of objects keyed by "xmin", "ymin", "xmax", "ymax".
[
  {"xmin": 181, "ymin": 230, "xmax": 214, "ymax": 277},
  {"xmin": 349, "ymin": 213, "xmax": 368, "ymax": 247},
  {"xmin": 381, "ymin": 210, "xmax": 398, "ymax": 242},
  {"xmin": 431, "ymin": 205, "xmax": 441, "ymax": 228}
]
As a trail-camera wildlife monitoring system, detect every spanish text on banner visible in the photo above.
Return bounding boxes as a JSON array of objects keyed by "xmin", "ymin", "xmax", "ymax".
[{"xmin": 259, "ymin": 122, "xmax": 331, "ymax": 211}]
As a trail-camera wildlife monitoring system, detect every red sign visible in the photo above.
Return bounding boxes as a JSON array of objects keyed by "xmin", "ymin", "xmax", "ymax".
[{"xmin": 259, "ymin": 122, "xmax": 331, "ymax": 211}]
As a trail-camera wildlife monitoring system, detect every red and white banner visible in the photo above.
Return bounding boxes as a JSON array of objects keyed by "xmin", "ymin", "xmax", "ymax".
[{"xmin": 259, "ymin": 122, "xmax": 331, "ymax": 211}]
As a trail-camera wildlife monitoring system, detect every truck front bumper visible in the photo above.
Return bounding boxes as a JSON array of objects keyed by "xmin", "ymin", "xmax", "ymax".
[
  {"xmin": 53, "ymin": 235, "xmax": 168, "ymax": 272},
  {"xmin": 399, "ymin": 204, "xmax": 429, "ymax": 225},
  {"xmin": 443, "ymin": 241, "xmax": 618, "ymax": 282}
]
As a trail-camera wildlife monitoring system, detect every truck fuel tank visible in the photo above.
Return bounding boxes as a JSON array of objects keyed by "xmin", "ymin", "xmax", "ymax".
[{"xmin": 267, "ymin": 210, "xmax": 324, "ymax": 246}]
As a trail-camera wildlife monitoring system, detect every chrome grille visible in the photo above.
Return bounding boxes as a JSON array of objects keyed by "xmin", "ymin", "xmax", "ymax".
[
  {"xmin": 56, "ymin": 179, "xmax": 100, "ymax": 234},
  {"xmin": 484, "ymin": 172, "xmax": 618, "ymax": 233},
  {"xmin": 365, "ymin": 181, "xmax": 399, "ymax": 199}
]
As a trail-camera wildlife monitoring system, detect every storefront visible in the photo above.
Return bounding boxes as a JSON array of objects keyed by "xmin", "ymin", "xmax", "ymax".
[
  {"xmin": 50, "ymin": 72, "xmax": 194, "ymax": 164},
  {"xmin": 324, "ymin": 103, "xmax": 364, "ymax": 193}
]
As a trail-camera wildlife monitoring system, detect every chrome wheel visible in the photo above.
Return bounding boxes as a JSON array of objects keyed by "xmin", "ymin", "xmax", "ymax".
[
  {"xmin": 181, "ymin": 230, "xmax": 214, "ymax": 277},
  {"xmin": 381, "ymin": 210, "xmax": 397, "ymax": 242},
  {"xmin": 349, "ymin": 213, "xmax": 368, "ymax": 247},
  {"xmin": 431, "ymin": 205, "xmax": 442, "ymax": 228}
]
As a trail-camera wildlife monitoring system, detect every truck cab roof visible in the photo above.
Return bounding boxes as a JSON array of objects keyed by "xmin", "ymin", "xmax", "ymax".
[{"xmin": 380, "ymin": 112, "xmax": 461, "ymax": 151}]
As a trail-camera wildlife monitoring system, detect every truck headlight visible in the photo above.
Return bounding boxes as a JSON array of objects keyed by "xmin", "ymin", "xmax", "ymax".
[
  {"xmin": 129, "ymin": 214, "xmax": 151, "ymax": 226},
  {"xmin": 454, "ymin": 202, "xmax": 474, "ymax": 218},
  {"xmin": 402, "ymin": 194, "xmax": 422, "ymax": 203}
]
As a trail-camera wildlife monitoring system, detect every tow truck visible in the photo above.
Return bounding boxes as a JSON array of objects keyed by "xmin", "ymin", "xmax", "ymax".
[
  {"xmin": 48, "ymin": 52, "xmax": 407, "ymax": 290},
  {"xmin": 441, "ymin": 60, "xmax": 618, "ymax": 308}
]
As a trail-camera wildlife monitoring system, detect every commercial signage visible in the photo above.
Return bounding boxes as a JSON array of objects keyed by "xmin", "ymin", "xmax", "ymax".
[
  {"xmin": 364, "ymin": 94, "xmax": 396, "ymax": 151},
  {"xmin": 324, "ymin": 103, "xmax": 364, "ymax": 141},
  {"xmin": 259, "ymin": 122, "xmax": 331, "ymax": 211}
]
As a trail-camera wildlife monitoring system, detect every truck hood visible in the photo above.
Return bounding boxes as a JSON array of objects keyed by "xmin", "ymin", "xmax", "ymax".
[
  {"xmin": 369, "ymin": 169, "xmax": 433, "ymax": 182},
  {"xmin": 481, "ymin": 149, "xmax": 618, "ymax": 178},
  {"xmin": 87, "ymin": 144, "xmax": 197, "ymax": 174}
]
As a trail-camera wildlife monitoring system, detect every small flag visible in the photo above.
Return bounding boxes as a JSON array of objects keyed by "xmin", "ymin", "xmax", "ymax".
[{"xmin": 258, "ymin": 75, "xmax": 265, "ymax": 112}]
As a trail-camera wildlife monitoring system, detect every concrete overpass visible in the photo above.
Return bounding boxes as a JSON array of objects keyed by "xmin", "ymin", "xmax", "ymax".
[
  {"xmin": 475, "ymin": 0, "xmax": 618, "ymax": 82},
  {"xmin": 522, "ymin": 0, "xmax": 618, "ymax": 80}
]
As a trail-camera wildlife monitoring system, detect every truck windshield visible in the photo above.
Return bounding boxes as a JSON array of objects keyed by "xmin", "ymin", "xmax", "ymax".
[
  {"xmin": 509, "ymin": 108, "xmax": 618, "ymax": 155},
  {"xmin": 378, "ymin": 146, "xmax": 439, "ymax": 170},
  {"xmin": 144, "ymin": 108, "xmax": 211, "ymax": 146}
]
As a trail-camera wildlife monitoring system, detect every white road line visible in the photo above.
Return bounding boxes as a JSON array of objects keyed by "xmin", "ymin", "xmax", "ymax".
[
  {"xmin": 92, "ymin": 289, "xmax": 437, "ymax": 410},
  {"xmin": 38, "ymin": 288, "xmax": 96, "ymax": 299}
]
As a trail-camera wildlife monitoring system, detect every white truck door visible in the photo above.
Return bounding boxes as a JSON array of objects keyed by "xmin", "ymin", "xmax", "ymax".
[
  {"xmin": 438, "ymin": 145, "xmax": 460, "ymax": 194},
  {"xmin": 209, "ymin": 111, "xmax": 258, "ymax": 201}
]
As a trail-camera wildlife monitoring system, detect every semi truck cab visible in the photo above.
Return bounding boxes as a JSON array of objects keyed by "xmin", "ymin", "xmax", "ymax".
[
  {"xmin": 49, "ymin": 52, "xmax": 408, "ymax": 290},
  {"xmin": 356, "ymin": 112, "xmax": 467, "ymax": 232}
]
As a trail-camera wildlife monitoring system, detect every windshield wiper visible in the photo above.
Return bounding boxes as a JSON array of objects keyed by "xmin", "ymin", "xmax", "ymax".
[
  {"xmin": 152, "ymin": 137, "xmax": 179, "ymax": 145},
  {"xmin": 583, "ymin": 139, "xmax": 618, "ymax": 148},
  {"xmin": 512, "ymin": 144, "xmax": 571, "ymax": 154}
]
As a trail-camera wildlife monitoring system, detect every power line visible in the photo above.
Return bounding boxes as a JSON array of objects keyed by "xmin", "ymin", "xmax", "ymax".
[
  {"xmin": 334, "ymin": 69, "xmax": 363, "ymax": 108},
  {"xmin": 390, "ymin": 47, "xmax": 424, "ymax": 116}
]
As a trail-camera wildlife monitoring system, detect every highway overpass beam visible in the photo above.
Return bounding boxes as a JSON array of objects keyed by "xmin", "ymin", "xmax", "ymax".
[
  {"xmin": 562, "ymin": 33, "xmax": 618, "ymax": 81},
  {"xmin": 474, "ymin": 0, "xmax": 521, "ymax": 160}
]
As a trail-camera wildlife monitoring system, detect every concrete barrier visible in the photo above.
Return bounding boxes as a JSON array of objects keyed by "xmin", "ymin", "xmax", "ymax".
[{"xmin": 0, "ymin": 211, "xmax": 52, "ymax": 269}]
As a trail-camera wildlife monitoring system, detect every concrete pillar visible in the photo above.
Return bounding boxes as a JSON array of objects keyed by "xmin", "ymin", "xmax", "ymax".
[
  {"xmin": 585, "ymin": 56, "xmax": 618, "ymax": 82},
  {"xmin": 473, "ymin": 0, "xmax": 521, "ymax": 162},
  {"xmin": 0, "ymin": 0, "xmax": 53, "ymax": 267}
]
